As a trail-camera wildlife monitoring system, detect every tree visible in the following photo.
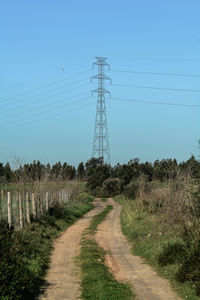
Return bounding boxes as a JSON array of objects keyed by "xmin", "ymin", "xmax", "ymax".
[
  {"xmin": 77, "ymin": 162, "xmax": 85, "ymax": 179},
  {"xmin": 102, "ymin": 178, "xmax": 121, "ymax": 197},
  {"xmin": 51, "ymin": 162, "xmax": 62, "ymax": 179},
  {"xmin": 87, "ymin": 164, "xmax": 111, "ymax": 192},
  {"xmin": 4, "ymin": 163, "xmax": 13, "ymax": 182},
  {"xmin": 85, "ymin": 157, "xmax": 103, "ymax": 177}
]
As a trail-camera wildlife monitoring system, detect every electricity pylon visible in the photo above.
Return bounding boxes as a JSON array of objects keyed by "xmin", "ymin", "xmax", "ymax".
[{"xmin": 91, "ymin": 57, "xmax": 111, "ymax": 164}]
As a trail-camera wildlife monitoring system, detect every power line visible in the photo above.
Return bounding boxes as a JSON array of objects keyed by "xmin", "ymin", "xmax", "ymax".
[
  {"xmin": 0, "ymin": 95, "xmax": 94, "ymax": 131},
  {"xmin": 0, "ymin": 61, "xmax": 92, "ymax": 93},
  {"xmin": 0, "ymin": 69, "xmax": 90, "ymax": 104},
  {"xmin": 111, "ymin": 97, "xmax": 200, "ymax": 108},
  {"xmin": 1, "ymin": 80, "xmax": 90, "ymax": 114},
  {"xmin": 0, "ymin": 100, "xmax": 96, "ymax": 133},
  {"xmin": 0, "ymin": 91, "xmax": 91, "ymax": 125},
  {"xmin": 111, "ymin": 68, "xmax": 200, "ymax": 78},
  {"xmin": 111, "ymin": 57, "xmax": 200, "ymax": 62},
  {"xmin": 112, "ymin": 83, "xmax": 200, "ymax": 93}
]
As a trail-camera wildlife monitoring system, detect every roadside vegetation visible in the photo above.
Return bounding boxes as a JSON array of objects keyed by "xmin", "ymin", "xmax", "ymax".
[
  {"xmin": 0, "ymin": 193, "xmax": 94, "ymax": 300},
  {"xmin": 85, "ymin": 156, "xmax": 200, "ymax": 197},
  {"xmin": 116, "ymin": 176, "xmax": 200, "ymax": 300},
  {"xmin": 79, "ymin": 205, "xmax": 135, "ymax": 300},
  {"xmin": 101, "ymin": 197, "xmax": 108, "ymax": 202},
  {"xmin": 1, "ymin": 155, "xmax": 200, "ymax": 299},
  {"xmin": 85, "ymin": 155, "xmax": 200, "ymax": 299}
]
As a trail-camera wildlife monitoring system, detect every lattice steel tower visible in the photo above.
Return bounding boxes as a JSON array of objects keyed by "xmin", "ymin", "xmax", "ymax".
[{"xmin": 91, "ymin": 57, "xmax": 111, "ymax": 164}]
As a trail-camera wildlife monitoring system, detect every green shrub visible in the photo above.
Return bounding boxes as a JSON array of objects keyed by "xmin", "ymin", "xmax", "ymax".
[
  {"xmin": 157, "ymin": 240, "xmax": 187, "ymax": 266},
  {"xmin": 48, "ymin": 202, "xmax": 65, "ymax": 219},
  {"xmin": 102, "ymin": 177, "xmax": 121, "ymax": 197},
  {"xmin": 76, "ymin": 192, "xmax": 94, "ymax": 202},
  {"xmin": 123, "ymin": 181, "xmax": 140, "ymax": 199},
  {"xmin": 176, "ymin": 240, "xmax": 200, "ymax": 295},
  {"xmin": 0, "ymin": 220, "xmax": 43, "ymax": 299},
  {"xmin": 0, "ymin": 201, "xmax": 93, "ymax": 299},
  {"xmin": 123, "ymin": 178, "xmax": 152, "ymax": 199},
  {"xmin": 114, "ymin": 194, "xmax": 127, "ymax": 204}
]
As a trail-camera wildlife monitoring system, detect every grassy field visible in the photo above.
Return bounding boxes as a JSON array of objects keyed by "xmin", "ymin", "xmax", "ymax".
[
  {"xmin": 115, "ymin": 193, "xmax": 200, "ymax": 300},
  {"xmin": 78, "ymin": 204, "xmax": 135, "ymax": 300}
]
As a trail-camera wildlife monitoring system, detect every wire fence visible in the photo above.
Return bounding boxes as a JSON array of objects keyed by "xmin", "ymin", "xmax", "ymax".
[{"xmin": 0, "ymin": 189, "xmax": 73, "ymax": 229}]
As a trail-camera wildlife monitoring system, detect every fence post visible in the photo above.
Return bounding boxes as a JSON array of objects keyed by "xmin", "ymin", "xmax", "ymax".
[
  {"xmin": 26, "ymin": 192, "xmax": 30, "ymax": 224},
  {"xmin": 64, "ymin": 190, "xmax": 67, "ymax": 203},
  {"xmin": 7, "ymin": 192, "xmax": 12, "ymax": 228},
  {"xmin": 39, "ymin": 194, "xmax": 43, "ymax": 215},
  {"xmin": 19, "ymin": 192, "xmax": 23, "ymax": 229},
  {"xmin": 59, "ymin": 190, "xmax": 62, "ymax": 203},
  {"xmin": 32, "ymin": 193, "xmax": 36, "ymax": 217},
  {"xmin": 45, "ymin": 192, "xmax": 49, "ymax": 211}
]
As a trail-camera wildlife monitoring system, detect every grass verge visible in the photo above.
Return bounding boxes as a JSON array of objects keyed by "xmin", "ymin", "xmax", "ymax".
[
  {"xmin": 101, "ymin": 197, "xmax": 108, "ymax": 202},
  {"xmin": 0, "ymin": 197, "xmax": 94, "ymax": 300},
  {"xmin": 87, "ymin": 204, "xmax": 112, "ymax": 234},
  {"xmin": 117, "ymin": 196, "xmax": 199, "ymax": 300},
  {"xmin": 79, "ymin": 204, "xmax": 135, "ymax": 300}
]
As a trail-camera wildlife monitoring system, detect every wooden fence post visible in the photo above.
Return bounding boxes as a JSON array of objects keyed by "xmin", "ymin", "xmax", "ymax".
[
  {"xmin": 26, "ymin": 192, "xmax": 30, "ymax": 224},
  {"xmin": 59, "ymin": 190, "xmax": 62, "ymax": 203},
  {"xmin": 7, "ymin": 192, "xmax": 12, "ymax": 228},
  {"xmin": 45, "ymin": 192, "xmax": 49, "ymax": 211},
  {"xmin": 32, "ymin": 193, "xmax": 36, "ymax": 217},
  {"xmin": 19, "ymin": 192, "xmax": 23, "ymax": 229},
  {"xmin": 64, "ymin": 190, "xmax": 67, "ymax": 203},
  {"xmin": 39, "ymin": 194, "xmax": 43, "ymax": 215}
]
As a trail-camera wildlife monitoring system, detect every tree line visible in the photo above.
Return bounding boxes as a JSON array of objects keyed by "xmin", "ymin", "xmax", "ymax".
[
  {"xmin": 0, "ymin": 155, "xmax": 199, "ymax": 186},
  {"xmin": 85, "ymin": 155, "xmax": 200, "ymax": 196}
]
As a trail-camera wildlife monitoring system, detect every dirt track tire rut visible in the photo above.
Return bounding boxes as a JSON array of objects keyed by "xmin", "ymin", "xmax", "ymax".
[
  {"xmin": 96, "ymin": 199, "xmax": 182, "ymax": 300},
  {"xmin": 39, "ymin": 200, "xmax": 107, "ymax": 300}
]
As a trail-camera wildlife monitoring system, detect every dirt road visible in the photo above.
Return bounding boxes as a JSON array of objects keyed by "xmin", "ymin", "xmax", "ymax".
[
  {"xmin": 96, "ymin": 199, "xmax": 182, "ymax": 300},
  {"xmin": 39, "ymin": 200, "xmax": 107, "ymax": 300}
]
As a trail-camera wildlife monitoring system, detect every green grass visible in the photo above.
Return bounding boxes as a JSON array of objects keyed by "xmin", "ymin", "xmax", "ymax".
[
  {"xmin": 77, "ymin": 192, "xmax": 94, "ymax": 202},
  {"xmin": 79, "ymin": 205, "xmax": 135, "ymax": 300},
  {"xmin": 87, "ymin": 204, "xmax": 112, "ymax": 234},
  {"xmin": 0, "ymin": 198, "xmax": 94, "ymax": 300},
  {"xmin": 101, "ymin": 197, "xmax": 108, "ymax": 202},
  {"xmin": 118, "ymin": 197, "xmax": 199, "ymax": 300}
]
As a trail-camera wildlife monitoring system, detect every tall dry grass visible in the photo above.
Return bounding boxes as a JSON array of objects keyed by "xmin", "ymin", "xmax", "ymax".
[{"xmin": 134, "ymin": 173, "xmax": 198, "ymax": 227}]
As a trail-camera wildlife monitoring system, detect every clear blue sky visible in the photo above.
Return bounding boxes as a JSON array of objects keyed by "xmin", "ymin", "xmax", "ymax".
[{"xmin": 0, "ymin": 0, "xmax": 199, "ymax": 166}]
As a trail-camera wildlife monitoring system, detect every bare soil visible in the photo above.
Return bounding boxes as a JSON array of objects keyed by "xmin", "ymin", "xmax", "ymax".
[
  {"xmin": 39, "ymin": 199, "xmax": 107, "ymax": 300},
  {"xmin": 39, "ymin": 198, "xmax": 183, "ymax": 300},
  {"xmin": 96, "ymin": 198, "xmax": 182, "ymax": 300}
]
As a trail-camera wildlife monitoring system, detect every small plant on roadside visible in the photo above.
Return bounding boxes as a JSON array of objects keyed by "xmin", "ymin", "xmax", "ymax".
[{"xmin": 157, "ymin": 240, "xmax": 187, "ymax": 266}]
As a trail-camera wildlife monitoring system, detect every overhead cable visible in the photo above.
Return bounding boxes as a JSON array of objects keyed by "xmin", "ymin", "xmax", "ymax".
[
  {"xmin": 1, "ymin": 80, "xmax": 90, "ymax": 113},
  {"xmin": 111, "ymin": 97, "xmax": 200, "ymax": 108},
  {"xmin": 111, "ymin": 68, "xmax": 200, "ymax": 78},
  {"xmin": 0, "ymin": 69, "xmax": 90, "ymax": 103},
  {"xmin": 0, "ymin": 91, "xmax": 91, "ymax": 121},
  {"xmin": 0, "ymin": 96, "xmax": 94, "ymax": 131},
  {"xmin": 112, "ymin": 83, "xmax": 200, "ymax": 93},
  {"xmin": 0, "ymin": 100, "xmax": 95, "ymax": 133}
]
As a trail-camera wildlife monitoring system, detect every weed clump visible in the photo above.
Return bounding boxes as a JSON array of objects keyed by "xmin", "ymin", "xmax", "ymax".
[{"xmin": 157, "ymin": 240, "xmax": 187, "ymax": 266}]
